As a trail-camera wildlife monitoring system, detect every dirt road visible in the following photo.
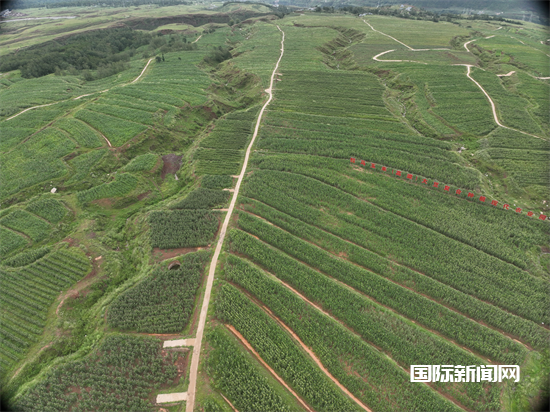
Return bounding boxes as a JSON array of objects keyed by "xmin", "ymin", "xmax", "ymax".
[
  {"xmin": 372, "ymin": 49, "xmax": 427, "ymax": 64},
  {"xmin": 5, "ymin": 58, "xmax": 153, "ymax": 122},
  {"xmin": 131, "ymin": 58, "xmax": 153, "ymax": 84},
  {"xmin": 460, "ymin": 64, "xmax": 546, "ymax": 140},
  {"xmin": 184, "ymin": 25, "xmax": 286, "ymax": 412},
  {"xmin": 364, "ymin": 20, "xmax": 448, "ymax": 52}
]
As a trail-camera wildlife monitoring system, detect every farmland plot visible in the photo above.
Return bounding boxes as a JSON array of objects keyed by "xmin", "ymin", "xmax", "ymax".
[{"xmin": 0, "ymin": 249, "xmax": 90, "ymax": 374}]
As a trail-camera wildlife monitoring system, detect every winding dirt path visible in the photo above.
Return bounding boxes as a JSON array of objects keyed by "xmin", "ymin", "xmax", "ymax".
[
  {"xmin": 372, "ymin": 49, "xmax": 427, "ymax": 64},
  {"xmin": 226, "ymin": 325, "xmax": 314, "ymax": 412},
  {"xmin": 459, "ymin": 64, "xmax": 546, "ymax": 140},
  {"xmin": 5, "ymin": 102, "xmax": 57, "ymax": 121},
  {"xmin": 192, "ymin": 34, "xmax": 203, "ymax": 44},
  {"xmin": 363, "ymin": 19, "xmax": 413, "ymax": 50},
  {"xmin": 497, "ymin": 70, "xmax": 516, "ymax": 77},
  {"xmin": 4, "ymin": 58, "xmax": 153, "ymax": 122},
  {"xmin": 363, "ymin": 19, "xmax": 449, "ymax": 52},
  {"xmin": 131, "ymin": 58, "xmax": 153, "ymax": 84},
  {"xmin": 463, "ymin": 38, "xmax": 477, "ymax": 52},
  {"xmin": 184, "ymin": 26, "xmax": 286, "ymax": 412}
]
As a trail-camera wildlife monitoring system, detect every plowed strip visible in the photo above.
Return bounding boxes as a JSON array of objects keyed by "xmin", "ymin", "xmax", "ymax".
[
  {"xmin": 259, "ymin": 305, "xmax": 372, "ymax": 412},
  {"xmin": 225, "ymin": 324, "xmax": 314, "ymax": 412}
]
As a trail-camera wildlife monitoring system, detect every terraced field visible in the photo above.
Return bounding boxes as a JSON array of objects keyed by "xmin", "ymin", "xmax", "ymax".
[
  {"xmin": 196, "ymin": 13, "xmax": 550, "ymax": 412},
  {"xmin": 1, "ymin": 5, "xmax": 549, "ymax": 412}
]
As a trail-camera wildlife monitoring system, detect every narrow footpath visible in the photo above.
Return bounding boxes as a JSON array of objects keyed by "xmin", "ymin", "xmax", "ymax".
[{"xmin": 184, "ymin": 25, "xmax": 286, "ymax": 412}]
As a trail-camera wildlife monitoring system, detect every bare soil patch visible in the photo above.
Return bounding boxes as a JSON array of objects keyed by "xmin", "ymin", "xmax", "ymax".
[
  {"xmin": 161, "ymin": 154, "xmax": 183, "ymax": 179},
  {"xmin": 152, "ymin": 246, "xmax": 204, "ymax": 262}
]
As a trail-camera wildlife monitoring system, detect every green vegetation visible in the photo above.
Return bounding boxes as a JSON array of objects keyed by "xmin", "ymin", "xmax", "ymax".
[
  {"xmin": 216, "ymin": 283, "xmax": 364, "ymax": 412},
  {"xmin": 170, "ymin": 188, "xmax": 230, "ymax": 210},
  {"xmin": 108, "ymin": 251, "xmax": 209, "ymax": 333},
  {"xmin": 1, "ymin": 247, "xmax": 50, "ymax": 268},
  {"xmin": 0, "ymin": 249, "xmax": 90, "ymax": 373},
  {"xmin": 12, "ymin": 335, "xmax": 177, "ymax": 412},
  {"xmin": 0, "ymin": 227, "xmax": 28, "ymax": 257},
  {"xmin": 55, "ymin": 118, "xmax": 104, "ymax": 148},
  {"xmin": 2, "ymin": 7, "xmax": 549, "ymax": 412},
  {"xmin": 66, "ymin": 149, "xmax": 108, "ymax": 185},
  {"xmin": 149, "ymin": 210, "xmax": 220, "ymax": 249},
  {"xmin": 0, "ymin": 210, "xmax": 51, "ymax": 243},
  {"xmin": 223, "ymin": 254, "xmax": 464, "ymax": 412},
  {"xmin": 206, "ymin": 326, "xmax": 300, "ymax": 412},
  {"xmin": 26, "ymin": 198, "xmax": 67, "ymax": 224},
  {"xmin": 201, "ymin": 175, "xmax": 233, "ymax": 190},
  {"xmin": 121, "ymin": 153, "xmax": 158, "ymax": 172},
  {"xmin": 0, "ymin": 128, "xmax": 75, "ymax": 201},
  {"xmin": 74, "ymin": 109, "xmax": 148, "ymax": 147},
  {"xmin": 0, "ymin": 28, "xmax": 152, "ymax": 79},
  {"xmin": 76, "ymin": 173, "xmax": 138, "ymax": 204}
]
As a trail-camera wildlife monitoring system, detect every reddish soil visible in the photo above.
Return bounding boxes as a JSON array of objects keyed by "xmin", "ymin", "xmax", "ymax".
[
  {"xmin": 225, "ymin": 324, "xmax": 314, "ymax": 412},
  {"xmin": 91, "ymin": 198, "xmax": 114, "ymax": 207},
  {"xmin": 137, "ymin": 191, "xmax": 151, "ymax": 201},
  {"xmin": 221, "ymin": 394, "xmax": 239, "ymax": 412},
  {"xmin": 161, "ymin": 154, "xmax": 183, "ymax": 179},
  {"xmin": 152, "ymin": 246, "xmax": 204, "ymax": 262}
]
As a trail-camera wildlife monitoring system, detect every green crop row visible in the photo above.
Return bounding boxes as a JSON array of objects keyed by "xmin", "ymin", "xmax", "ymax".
[
  {"xmin": 0, "ymin": 248, "xmax": 90, "ymax": 372},
  {"xmin": 1, "ymin": 247, "xmax": 50, "ymax": 268},
  {"xmin": 0, "ymin": 227, "xmax": 28, "ymax": 257},
  {"xmin": 67, "ymin": 149, "xmax": 108, "ymax": 185},
  {"xmin": 26, "ymin": 198, "xmax": 67, "ymax": 224},
  {"xmin": 108, "ymin": 252, "xmax": 208, "ymax": 333},
  {"xmin": 149, "ymin": 209, "xmax": 219, "ymax": 249},
  {"xmin": 0, "ymin": 210, "xmax": 51, "ymax": 243},
  {"xmin": 223, "ymin": 254, "xmax": 472, "ymax": 412},
  {"xmin": 236, "ymin": 211, "xmax": 529, "ymax": 363},
  {"xmin": 241, "ymin": 169, "xmax": 549, "ymax": 324},
  {"xmin": 13, "ymin": 335, "xmax": 177, "ymax": 412},
  {"xmin": 251, "ymin": 153, "xmax": 547, "ymax": 270},
  {"xmin": 87, "ymin": 103, "xmax": 155, "ymax": 126},
  {"xmin": 206, "ymin": 326, "xmax": 298, "ymax": 412},
  {"xmin": 216, "ymin": 283, "xmax": 363, "ymax": 412},
  {"xmin": 54, "ymin": 118, "xmax": 104, "ymax": 148},
  {"xmin": 202, "ymin": 175, "xmax": 233, "ymax": 190},
  {"xmin": 121, "ymin": 153, "xmax": 157, "ymax": 172},
  {"xmin": 0, "ymin": 128, "xmax": 75, "ymax": 200},
  {"xmin": 170, "ymin": 188, "xmax": 230, "ymax": 210},
  {"xmin": 74, "ymin": 109, "xmax": 147, "ymax": 147},
  {"xmin": 226, "ymin": 229, "xmax": 499, "ymax": 411},
  {"xmin": 239, "ymin": 197, "xmax": 549, "ymax": 350},
  {"xmin": 76, "ymin": 173, "xmax": 138, "ymax": 204}
]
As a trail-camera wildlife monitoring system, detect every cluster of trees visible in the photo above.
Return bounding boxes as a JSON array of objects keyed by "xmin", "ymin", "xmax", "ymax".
[
  {"xmin": 203, "ymin": 46, "xmax": 233, "ymax": 66},
  {"xmin": 314, "ymin": 4, "xmax": 527, "ymax": 24},
  {"xmin": 0, "ymin": 28, "xmax": 150, "ymax": 79},
  {"xmin": 0, "ymin": 28, "xmax": 196, "ymax": 79}
]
